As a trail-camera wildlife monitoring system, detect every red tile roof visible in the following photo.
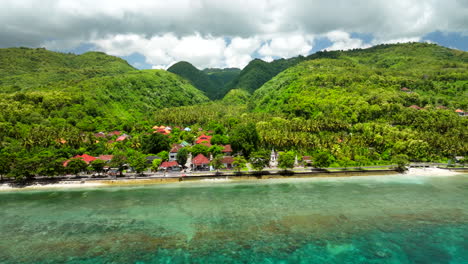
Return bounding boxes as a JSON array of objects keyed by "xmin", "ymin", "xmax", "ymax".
[
  {"xmin": 97, "ymin": 155, "xmax": 113, "ymax": 161},
  {"xmin": 108, "ymin": 131, "xmax": 121, "ymax": 136},
  {"xmin": 94, "ymin": 132, "xmax": 106, "ymax": 138},
  {"xmin": 455, "ymin": 109, "xmax": 464, "ymax": 113},
  {"xmin": 63, "ymin": 154, "xmax": 97, "ymax": 166},
  {"xmin": 170, "ymin": 144, "xmax": 183, "ymax": 153},
  {"xmin": 222, "ymin": 144, "xmax": 232, "ymax": 153},
  {"xmin": 160, "ymin": 161, "xmax": 179, "ymax": 168},
  {"xmin": 192, "ymin": 154, "xmax": 210, "ymax": 165},
  {"xmin": 75, "ymin": 154, "xmax": 96, "ymax": 164},
  {"xmin": 116, "ymin": 134, "xmax": 129, "ymax": 142},
  {"xmin": 221, "ymin": 156, "xmax": 234, "ymax": 164},
  {"xmin": 195, "ymin": 134, "xmax": 212, "ymax": 144},
  {"xmin": 401, "ymin": 87, "xmax": 410, "ymax": 91}
]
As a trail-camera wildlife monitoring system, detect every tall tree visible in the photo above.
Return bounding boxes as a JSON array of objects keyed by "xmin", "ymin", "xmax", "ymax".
[
  {"xmin": 66, "ymin": 158, "xmax": 88, "ymax": 176},
  {"xmin": 142, "ymin": 133, "xmax": 170, "ymax": 155},
  {"xmin": 111, "ymin": 152, "xmax": 127, "ymax": 177},
  {"xmin": 278, "ymin": 151, "xmax": 295, "ymax": 170},
  {"xmin": 129, "ymin": 152, "xmax": 148, "ymax": 175}
]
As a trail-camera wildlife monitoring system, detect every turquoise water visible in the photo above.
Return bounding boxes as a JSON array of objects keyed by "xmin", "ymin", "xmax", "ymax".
[{"xmin": 1, "ymin": 174, "xmax": 467, "ymax": 263}]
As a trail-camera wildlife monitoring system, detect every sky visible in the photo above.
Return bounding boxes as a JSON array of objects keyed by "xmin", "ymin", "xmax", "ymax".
[{"xmin": 1, "ymin": 0, "xmax": 467, "ymax": 70}]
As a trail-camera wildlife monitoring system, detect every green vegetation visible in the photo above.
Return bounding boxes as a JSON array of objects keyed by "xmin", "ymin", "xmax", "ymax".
[
  {"xmin": 226, "ymin": 56, "xmax": 306, "ymax": 94},
  {"xmin": 167, "ymin": 61, "xmax": 239, "ymax": 100},
  {"xmin": 0, "ymin": 43, "xmax": 467, "ymax": 181},
  {"xmin": 278, "ymin": 151, "xmax": 296, "ymax": 170}
]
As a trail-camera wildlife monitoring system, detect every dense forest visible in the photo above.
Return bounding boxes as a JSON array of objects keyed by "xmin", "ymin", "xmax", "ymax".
[
  {"xmin": 0, "ymin": 43, "xmax": 467, "ymax": 180},
  {"xmin": 167, "ymin": 61, "xmax": 240, "ymax": 100}
]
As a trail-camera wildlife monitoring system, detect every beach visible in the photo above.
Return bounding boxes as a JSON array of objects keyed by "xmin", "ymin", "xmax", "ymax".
[{"xmin": 0, "ymin": 167, "xmax": 463, "ymax": 192}]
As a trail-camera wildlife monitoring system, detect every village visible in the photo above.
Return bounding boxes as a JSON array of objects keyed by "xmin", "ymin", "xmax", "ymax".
[{"xmin": 61, "ymin": 124, "xmax": 311, "ymax": 178}]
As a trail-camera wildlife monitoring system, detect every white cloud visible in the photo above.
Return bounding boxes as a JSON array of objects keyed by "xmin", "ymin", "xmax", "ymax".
[
  {"xmin": 258, "ymin": 34, "xmax": 313, "ymax": 58},
  {"xmin": 324, "ymin": 31, "xmax": 369, "ymax": 51},
  {"xmin": 224, "ymin": 37, "xmax": 262, "ymax": 68},
  {"xmin": 1, "ymin": 0, "xmax": 467, "ymax": 68}
]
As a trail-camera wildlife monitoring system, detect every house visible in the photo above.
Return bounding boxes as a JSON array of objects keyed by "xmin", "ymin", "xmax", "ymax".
[
  {"xmin": 160, "ymin": 161, "xmax": 181, "ymax": 171},
  {"xmin": 94, "ymin": 132, "xmax": 106, "ymax": 138},
  {"xmin": 108, "ymin": 131, "xmax": 121, "ymax": 137},
  {"xmin": 169, "ymin": 144, "xmax": 184, "ymax": 161},
  {"xmin": 116, "ymin": 134, "xmax": 130, "ymax": 142},
  {"xmin": 221, "ymin": 156, "xmax": 234, "ymax": 169},
  {"xmin": 455, "ymin": 109, "xmax": 465, "ymax": 116},
  {"xmin": 63, "ymin": 154, "xmax": 97, "ymax": 166},
  {"xmin": 153, "ymin": 125, "xmax": 171, "ymax": 135},
  {"xmin": 302, "ymin": 156, "xmax": 312, "ymax": 166},
  {"xmin": 196, "ymin": 134, "xmax": 212, "ymax": 144},
  {"xmin": 184, "ymin": 127, "xmax": 192, "ymax": 132},
  {"xmin": 222, "ymin": 145, "xmax": 232, "ymax": 155},
  {"xmin": 96, "ymin": 155, "xmax": 113, "ymax": 162},
  {"xmin": 192, "ymin": 153, "xmax": 210, "ymax": 171},
  {"xmin": 409, "ymin": 105, "xmax": 422, "ymax": 110}
]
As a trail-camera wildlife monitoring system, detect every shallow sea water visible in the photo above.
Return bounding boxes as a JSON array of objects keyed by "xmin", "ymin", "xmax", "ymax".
[{"xmin": 1, "ymin": 174, "xmax": 467, "ymax": 263}]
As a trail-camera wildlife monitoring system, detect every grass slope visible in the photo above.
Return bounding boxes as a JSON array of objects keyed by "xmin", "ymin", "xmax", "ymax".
[{"xmin": 0, "ymin": 47, "xmax": 135, "ymax": 91}]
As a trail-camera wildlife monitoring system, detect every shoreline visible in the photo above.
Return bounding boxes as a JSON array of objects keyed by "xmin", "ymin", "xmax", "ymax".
[{"xmin": 0, "ymin": 168, "xmax": 465, "ymax": 192}]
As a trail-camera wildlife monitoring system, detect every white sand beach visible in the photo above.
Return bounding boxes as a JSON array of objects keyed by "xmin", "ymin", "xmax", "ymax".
[{"xmin": 0, "ymin": 181, "xmax": 104, "ymax": 191}]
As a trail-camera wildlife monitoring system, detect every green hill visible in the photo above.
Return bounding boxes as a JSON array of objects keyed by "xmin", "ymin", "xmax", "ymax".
[
  {"xmin": 252, "ymin": 43, "xmax": 467, "ymax": 114},
  {"xmin": 203, "ymin": 67, "xmax": 241, "ymax": 97},
  {"xmin": 0, "ymin": 47, "xmax": 135, "ymax": 91},
  {"xmin": 0, "ymin": 48, "xmax": 209, "ymax": 132},
  {"xmin": 167, "ymin": 61, "xmax": 223, "ymax": 100},
  {"xmin": 248, "ymin": 42, "xmax": 467, "ymax": 160},
  {"xmin": 225, "ymin": 56, "xmax": 306, "ymax": 95}
]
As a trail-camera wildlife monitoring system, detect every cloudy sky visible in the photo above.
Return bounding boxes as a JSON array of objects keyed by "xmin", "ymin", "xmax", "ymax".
[{"xmin": 1, "ymin": 0, "xmax": 467, "ymax": 69}]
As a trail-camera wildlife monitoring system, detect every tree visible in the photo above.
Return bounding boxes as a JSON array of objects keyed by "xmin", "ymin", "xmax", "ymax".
[
  {"xmin": 111, "ymin": 152, "xmax": 127, "ymax": 177},
  {"xmin": 142, "ymin": 133, "xmax": 170, "ymax": 154},
  {"xmin": 211, "ymin": 134, "xmax": 229, "ymax": 145},
  {"xmin": 232, "ymin": 155, "xmax": 247, "ymax": 173},
  {"xmin": 190, "ymin": 144, "xmax": 209, "ymax": 157},
  {"xmin": 208, "ymin": 145, "xmax": 224, "ymax": 156},
  {"xmin": 66, "ymin": 158, "xmax": 88, "ymax": 176},
  {"xmin": 230, "ymin": 123, "xmax": 259, "ymax": 157},
  {"xmin": 250, "ymin": 150, "xmax": 270, "ymax": 172},
  {"xmin": 210, "ymin": 155, "xmax": 225, "ymax": 172},
  {"xmin": 313, "ymin": 151, "xmax": 334, "ymax": 168},
  {"xmin": 90, "ymin": 159, "xmax": 106, "ymax": 176},
  {"xmin": 151, "ymin": 159, "xmax": 162, "ymax": 171},
  {"xmin": 156, "ymin": 151, "xmax": 169, "ymax": 161},
  {"xmin": 176, "ymin": 148, "xmax": 189, "ymax": 168},
  {"xmin": 129, "ymin": 152, "xmax": 148, "ymax": 175},
  {"xmin": 278, "ymin": 151, "xmax": 295, "ymax": 170},
  {"xmin": 392, "ymin": 154, "xmax": 409, "ymax": 172},
  {"xmin": 0, "ymin": 152, "xmax": 12, "ymax": 181}
]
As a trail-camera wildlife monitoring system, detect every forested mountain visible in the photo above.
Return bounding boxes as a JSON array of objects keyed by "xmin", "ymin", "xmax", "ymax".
[
  {"xmin": 203, "ymin": 67, "xmax": 241, "ymax": 97},
  {"xmin": 0, "ymin": 47, "xmax": 209, "ymax": 137},
  {"xmin": 246, "ymin": 42, "xmax": 467, "ymax": 161},
  {"xmin": 0, "ymin": 47, "xmax": 135, "ymax": 91},
  {"xmin": 225, "ymin": 56, "xmax": 306, "ymax": 95},
  {"xmin": 167, "ymin": 61, "xmax": 222, "ymax": 100}
]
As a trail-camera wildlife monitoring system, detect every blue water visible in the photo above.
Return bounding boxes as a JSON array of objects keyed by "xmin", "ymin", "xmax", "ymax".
[{"xmin": 0, "ymin": 174, "xmax": 467, "ymax": 263}]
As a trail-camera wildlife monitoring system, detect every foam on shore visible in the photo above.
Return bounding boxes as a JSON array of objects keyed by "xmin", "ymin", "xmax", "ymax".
[{"xmin": 0, "ymin": 181, "xmax": 104, "ymax": 191}]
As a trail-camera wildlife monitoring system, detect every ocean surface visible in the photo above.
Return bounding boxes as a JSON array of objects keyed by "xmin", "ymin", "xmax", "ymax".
[{"xmin": 1, "ymin": 174, "xmax": 467, "ymax": 263}]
